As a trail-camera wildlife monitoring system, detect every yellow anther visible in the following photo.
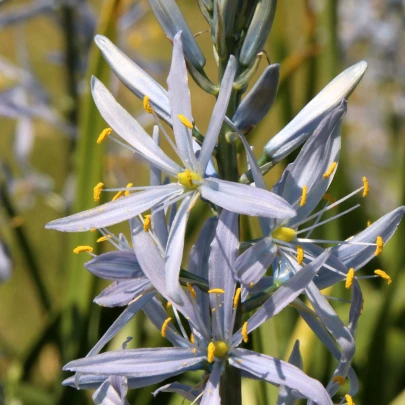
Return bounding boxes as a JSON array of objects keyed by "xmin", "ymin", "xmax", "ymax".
[
  {"xmin": 242, "ymin": 322, "xmax": 249, "ymax": 343},
  {"xmin": 272, "ymin": 227, "xmax": 296, "ymax": 242},
  {"xmin": 212, "ymin": 308, "xmax": 216, "ymax": 313},
  {"xmin": 345, "ymin": 268, "xmax": 355, "ymax": 289},
  {"xmin": 296, "ymin": 245, "xmax": 304, "ymax": 265},
  {"xmin": 190, "ymin": 333, "xmax": 195, "ymax": 344},
  {"xmin": 374, "ymin": 269, "xmax": 392, "ymax": 285},
  {"xmin": 323, "ymin": 193, "xmax": 336, "ymax": 204},
  {"xmin": 73, "ymin": 245, "xmax": 93, "ymax": 254},
  {"xmin": 345, "ymin": 394, "xmax": 355, "ymax": 405},
  {"xmin": 207, "ymin": 342, "xmax": 215, "ymax": 363},
  {"xmin": 97, "ymin": 235, "xmax": 111, "ymax": 243},
  {"xmin": 367, "ymin": 220, "xmax": 371, "ymax": 227},
  {"xmin": 143, "ymin": 215, "xmax": 152, "ymax": 232},
  {"xmin": 362, "ymin": 176, "xmax": 369, "ymax": 197},
  {"xmin": 208, "ymin": 288, "xmax": 225, "ymax": 294},
  {"xmin": 186, "ymin": 283, "xmax": 197, "ymax": 299},
  {"xmin": 323, "ymin": 162, "xmax": 337, "ymax": 178},
  {"xmin": 112, "ymin": 190, "xmax": 125, "ymax": 201},
  {"xmin": 93, "ymin": 182, "xmax": 104, "ymax": 201},
  {"xmin": 233, "ymin": 288, "xmax": 241, "ymax": 309},
  {"xmin": 97, "ymin": 128, "xmax": 112, "ymax": 144},
  {"xmin": 192, "ymin": 348, "xmax": 197, "ymax": 354},
  {"xmin": 214, "ymin": 341, "xmax": 229, "ymax": 358},
  {"xmin": 249, "ymin": 281, "xmax": 254, "ymax": 288},
  {"xmin": 375, "ymin": 236, "xmax": 384, "ymax": 256},
  {"xmin": 177, "ymin": 169, "xmax": 201, "ymax": 189},
  {"xmin": 124, "ymin": 183, "xmax": 133, "ymax": 197},
  {"xmin": 177, "ymin": 114, "xmax": 193, "ymax": 129},
  {"xmin": 166, "ymin": 301, "xmax": 172, "ymax": 309},
  {"xmin": 332, "ymin": 375, "xmax": 345, "ymax": 385},
  {"xmin": 300, "ymin": 186, "xmax": 308, "ymax": 206},
  {"xmin": 143, "ymin": 96, "xmax": 154, "ymax": 114},
  {"xmin": 161, "ymin": 317, "xmax": 172, "ymax": 337},
  {"xmin": 90, "ymin": 228, "xmax": 96, "ymax": 232}
]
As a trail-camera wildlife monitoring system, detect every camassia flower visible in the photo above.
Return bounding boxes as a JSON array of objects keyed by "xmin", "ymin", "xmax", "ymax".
[
  {"xmin": 63, "ymin": 211, "xmax": 333, "ymax": 405},
  {"xmin": 46, "ymin": 32, "xmax": 295, "ymax": 303}
]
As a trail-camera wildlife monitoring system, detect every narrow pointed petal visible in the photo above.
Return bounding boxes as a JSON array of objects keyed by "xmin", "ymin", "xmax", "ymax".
[
  {"xmin": 233, "ymin": 250, "xmax": 330, "ymax": 346},
  {"xmin": 94, "ymin": 35, "xmax": 172, "ymax": 124},
  {"xmin": 233, "ymin": 64, "xmax": 280, "ymax": 134},
  {"xmin": 236, "ymin": 237, "xmax": 277, "ymax": 287},
  {"xmin": 264, "ymin": 61, "xmax": 367, "ymax": 163},
  {"xmin": 165, "ymin": 194, "xmax": 194, "ymax": 304},
  {"xmin": 275, "ymin": 103, "xmax": 345, "ymax": 226},
  {"xmin": 94, "ymin": 278, "xmax": 152, "ymax": 307},
  {"xmin": 200, "ymin": 178, "xmax": 296, "ymax": 219},
  {"xmin": 209, "ymin": 210, "xmax": 238, "ymax": 340},
  {"xmin": 154, "ymin": 382, "xmax": 202, "ymax": 403},
  {"xmin": 199, "ymin": 56, "xmax": 237, "ymax": 172},
  {"xmin": 148, "ymin": 0, "xmax": 206, "ymax": 69},
  {"xmin": 91, "ymin": 77, "xmax": 181, "ymax": 176},
  {"xmin": 230, "ymin": 349, "xmax": 333, "ymax": 405},
  {"xmin": 46, "ymin": 184, "xmax": 183, "ymax": 232},
  {"xmin": 92, "ymin": 376, "xmax": 130, "ymax": 405},
  {"xmin": 63, "ymin": 347, "xmax": 206, "ymax": 377},
  {"xmin": 85, "ymin": 251, "xmax": 143, "ymax": 281},
  {"xmin": 167, "ymin": 32, "xmax": 198, "ymax": 170},
  {"xmin": 201, "ymin": 361, "xmax": 224, "ymax": 405}
]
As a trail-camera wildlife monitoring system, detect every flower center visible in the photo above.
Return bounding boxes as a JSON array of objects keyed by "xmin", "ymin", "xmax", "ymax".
[
  {"xmin": 271, "ymin": 227, "xmax": 296, "ymax": 242},
  {"xmin": 214, "ymin": 341, "xmax": 229, "ymax": 357},
  {"xmin": 177, "ymin": 169, "xmax": 201, "ymax": 189}
]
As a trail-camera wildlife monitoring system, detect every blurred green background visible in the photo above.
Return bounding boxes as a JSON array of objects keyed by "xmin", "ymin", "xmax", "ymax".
[{"xmin": 0, "ymin": 0, "xmax": 404, "ymax": 404}]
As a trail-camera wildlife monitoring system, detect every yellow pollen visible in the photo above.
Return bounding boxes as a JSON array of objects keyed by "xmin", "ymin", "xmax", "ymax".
[
  {"xmin": 90, "ymin": 228, "xmax": 96, "ymax": 232},
  {"xmin": 143, "ymin": 215, "xmax": 152, "ymax": 232},
  {"xmin": 323, "ymin": 162, "xmax": 337, "ymax": 178},
  {"xmin": 214, "ymin": 341, "xmax": 229, "ymax": 358},
  {"xmin": 192, "ymin": 348, "xmax": 197, "ymax": 354},
  {"xmin": 73, "ymin": 245, "xmax": 93, "ymax": 254},
  {"xmin": 367, "ymin": 220, "xmax": 371, "ymax": 227},
  {"xmin": 297, "ymin": 245, "xmax": 304, "ymax": 265},
  {"xmin": 112, "ymin": 190, "xmax": 125, "ymax": 201},
  {"xmin": 375, "ymin": 236, "xmax": 384, "ymax": 256},
  {"xmin": 323, "ymin": 193, "xmax": 336, "ymax": 204},
  {"xmin": 207, "ymin": 342, "xmax": 215, "ymax": 363},
  {"xmin": 97, "ymin": 235, "xmax": 111, "ymax": 243},
  {"xmin": 212, "ymin": 308, "xmax": 216, "ymax": 313},
  {"xmin": 143, "ymin": 96, "xmax": 154, "ymax": 114},
  {"xmin": 345, "ymin": 268, "xmax": 355, "ymax": 289},
  {"xmin": 374, "ymin": 269, "xmax": 392, "ymax": 285},
  {"xmin": 208, "ymin": 288, "xmax": 225, "ymax": 294},
  {"xmin": 242, "ymin": 322, "xmax": 249, "ymax": 343},
  {"xmin": 186, "ymin": 283, "xmax": 197, "ymax": 299},
  {"xmin": 93, "ymin": 182, "xmax": 104, "ymax": 201},
  {"xmin": 97, "ymin": 127, "xmax": 112, "ymax": 144},
  {"xmin": 233, "ymin": 288, "xmax": 241, "ymax": 309},
  {"xmin": 166, "ymin": 301, "xmax": 172, "ymax": 309},
  {"xmin": 124, "ymin": 183, "xmax": 133, "ymax": 197},
  {"xmin": 177, "ymin": 114, "xmax": 194, "ymax": 129},
  {"xmin": 190, "ymin": 333, "xmax": 195, "ymax": 344},
  {"xmin": 249, "ymin": 281, "xmax": 254, "ymax": 288},
  {"xmin": 272, "ymin": 227, "xmax": 296, "ymax": 242},
  {"xmin": 300, "ymin": 185, "xmax": 308, "ymax": 206},
  {"xmin": 161, "ymin": 317, "xmax": 172, "ymax": 337},
  {"xmin": 332, "ymin": 375, "xmax": 345, "ymax": 385},
  {"xmin": 345, "ymin": 394, "xmax": 355, "ymax": 405},
  {"xmin": 362, "ymin": 176, "xmax": 369, "ymax": 197},
  {"xmin": 177, "ymin": 169, "xmax": 200, "ymax": 189}
]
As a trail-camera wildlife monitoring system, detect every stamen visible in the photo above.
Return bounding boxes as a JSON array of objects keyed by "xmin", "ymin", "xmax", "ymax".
[
  {"xmin": 208, "ymin": 289, "xmax": 225, "ymax": 294},
  {"xmin": 97, "ymin": 128, "xmax": 112, "ymax": 144},
  {"xmin": 143, "ymin": 215, "xmax": 152, "ymax": 232},
  {"xmin": 272, "ymin": 227, "xmax": 296, "ymax": 242},
  {"xmin": 332, "ymin": 375, "xmax": 345, "ymax": 385},
  {"xmin": 242, "ymin": 322, "xmax": 248, "ymax": 343},
  {"xmin": 143, "ymin": 96, "xmax": 154, "ymax": 114},
  {"xmin": 375, "ymin": 236, "xmax": 384, "ymax": 256},
  {"xmin": 73, "ymin": 245, "xmax": 93, "ymax": 254},
  {"xmin": 93, "ymin": 182, "xmax": 104, "ymax": 201},
  {"xmin": 207, "ymin": 342, "xmax": 215, "ymax": 363},
  {"xmin": 345, "ymin": 268, "xmax": 355, "ymax": 289},
  {"xmin": 367, "ymin": 220, "xmax": 371, "ymax": 227},
  {"xmin": 322, "ymin": 193, "xmax": 336, "ymax": 204},
  {"xmin": 300, "ymin": 186, "xmax": 308, "ymax": 206},
  {"xmin": 97, "ymin": 235, "xmax": 111, "ymax": 243},
  {"xmin": 323, "ymin": 162, "xmax": 337, "ymax": 178},
  {"xmin": 296, "ymin": 245, "xmax": 304, "ymax": 265},
  {"xmin": 186, "ymin": 282, "xmax": 197, "ymax": 299},
  {"xmin": 161, "ymin": 317, "xmax": 172, "ymax": 337},
  {"xmin": 249, "ymin": 281, "xmax": 254, "ymax": 288},
  {"xmin": 345, "ymin": 394, "xmax": 355, "ymax": 405},
  {"xmin": 374, "ymin": 269, "xmax": 392, "ymax": 285},
  {"xmin": 233, "ymin": 288, "xmax": 241, "ymax": 309},
  {"xmin": 90, "ymin": 228, "xmax": 96, "ymax": 232},
  {"xmin": 178, "ymin": 114, "xmax": 194, "ymax": 129},
  {"xmin": 166, "ymin": 301, "xmax": 172, "ymax": 309},
  {"xmin": 125, "ymin": 183, "xmax": 133, "ymax": 197},
  {"xmin": 112, "ymin": 190, "xmax": 125, "ymax": 201},
  {"xmin": 190, "ymin": 333, "xmax": 195, "ymax": 344},
  {"xmin": 362, "ymin": 176, "xmax": 369, "ymax": 197},
  {"xmin": 177, "ymin": 169, "xmax": 201, "ymax": 189}
]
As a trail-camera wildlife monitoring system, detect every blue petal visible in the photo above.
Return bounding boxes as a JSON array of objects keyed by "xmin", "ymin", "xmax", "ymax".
[{"xmin": 201, "ymin": 361, "xmax": 224, "ymax": 405}]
